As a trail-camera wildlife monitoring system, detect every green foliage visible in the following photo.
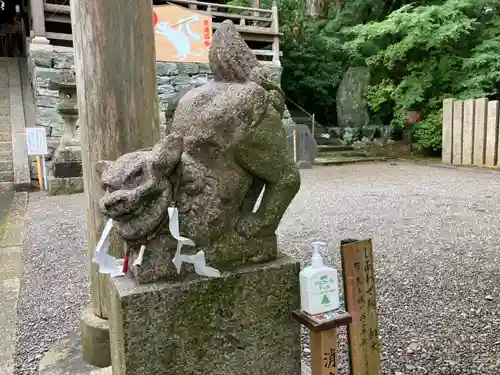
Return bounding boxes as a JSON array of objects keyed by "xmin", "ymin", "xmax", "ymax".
[
  {"xmin": 413, "ymin": 110, "xmax": 443, "ymax": 152},
  {"xmin": 281, "ymin": 22, "xmax": 349, "ymax": 123},
  {"xmin": 341, "ymin": 0, "xmax": 500, "ymax": 150},
  {"xmin": 278, "ymin": 0, "xmax": 352, "ymax": 123},
  {"xmin": 227, "ymin": 0, "xmax": 500, "ymax": 154},
  {"xmin": 277, "ymin": 0, "xmax": 450, "ymax": 125},
  {"xmin": 226, "ymin": 0, "xmax": 249, "ymax": 13}
]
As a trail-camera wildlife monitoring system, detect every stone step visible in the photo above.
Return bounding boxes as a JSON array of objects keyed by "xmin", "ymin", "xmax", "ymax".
[
  {"xmin": 314, "ymin": 156, "xmax": 388, "ymax": 166},
  {"xmin": 318, "ymin": 145, "xmax": 354, "ymax": 152},
  {"xmin": 0, "ymin": 123, "xmax": 10, "ymax": 133},
  {"xmin": 0, "ymin": 170, "xmax": 14, "ymax": 182},
  {"xmin": 318, "ymin": 150, "xmax": 370, "ymax": 158},
  {"xmin": 0, "ymin": 141, "xmax": 11, "ymax": 152},
  {"xmin": 0, "ymin": 160, "xmax": 13, "ymax": 172},
  {"xmin": 315, "ymin": 138, "xmax": 344, "ymax": 146},
  {"xmin": 0, "ymin": 132, "xmax": 11, "ymax": 142},
  {"xmin": 0, "ymin": 150, "xmax": 11, "ymax": 161},
  {"xmin": 0, "ymin": 181, "xmax": 14, "ymax": 191}
]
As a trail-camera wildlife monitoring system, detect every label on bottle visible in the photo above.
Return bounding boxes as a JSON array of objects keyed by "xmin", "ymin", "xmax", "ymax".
[{"xmin": 311, "ymin": 272, "xmax": 340, "ymax": 313}]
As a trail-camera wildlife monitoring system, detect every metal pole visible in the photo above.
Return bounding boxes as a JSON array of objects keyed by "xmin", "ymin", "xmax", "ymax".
[
  {"xmin": 293, "ymin": 129, "xmax": 297, "ymax": 163},
  {"xmin": 312, "ymin": 113, "xmax": 315, "ymax": 138},
  {"xmin": 41, "ymin": 155, "xmax": 48, "ymax": 190}
]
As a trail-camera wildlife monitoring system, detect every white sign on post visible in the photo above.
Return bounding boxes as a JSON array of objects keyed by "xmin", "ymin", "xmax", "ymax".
[
  {"xmin": 26, "ymin": 127, "xmax": 48, "ymax": 191},
  {"xmin": 26, "ymin": 127, "xmax": 48, "ymax": 156}
]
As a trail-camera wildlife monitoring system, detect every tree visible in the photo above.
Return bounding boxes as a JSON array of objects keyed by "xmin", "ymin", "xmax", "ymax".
[
  {"xmin": 278, "ymin": 0, "xmax": 446, "ymax": 125},
  {"xmin": 342, "ymin": 0, "xmax": 500, "ymax": 150}
]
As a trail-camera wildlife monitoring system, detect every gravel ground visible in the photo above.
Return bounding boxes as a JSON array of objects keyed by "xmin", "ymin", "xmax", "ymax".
[
  {"xmin": 13, "ymin": 162, "xmax": 500, "ymax": 374},
  {"xmin": 279, "ymin": 162, "xmax": 500, "ymax": 375},
  {"xmin": 14, "ymin": 193, "xmax": 89, "ymax": 375}
]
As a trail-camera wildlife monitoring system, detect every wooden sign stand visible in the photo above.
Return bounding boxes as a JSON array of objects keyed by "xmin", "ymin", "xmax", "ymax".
[
  {"xmin": 293, "ymin": 238, "xmax": 381, "ymax": 375},
  {"xmin": 341, "ymin": 239, "xmax": 381, "ymax": 375},
  {"xmin": 293, "ymin": 310, "xmax": 352, "ymax": 375},
  {"xmin": 36, "ymin": 155, "xmax": 44, "ymax": 191}
]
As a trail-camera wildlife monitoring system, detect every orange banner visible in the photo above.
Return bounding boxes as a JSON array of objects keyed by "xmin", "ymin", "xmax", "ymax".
[{"xmin": 153, "ymin": 4, "xmax": 212, "ymax": 63}]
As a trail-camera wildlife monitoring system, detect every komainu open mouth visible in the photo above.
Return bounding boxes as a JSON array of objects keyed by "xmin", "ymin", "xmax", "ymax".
[{"xmin": 110, "ymin": 196, "xmax": 170, "ymax": 241}]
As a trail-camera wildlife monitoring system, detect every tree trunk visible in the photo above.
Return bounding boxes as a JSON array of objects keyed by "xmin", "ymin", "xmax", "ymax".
[
  {"xmin": 306, "ymin": 0, "xmax": 330, "ymax": 18},
  {"xmin": 71, "ymin": 0, "xmax": 160, "ymax": 319}
]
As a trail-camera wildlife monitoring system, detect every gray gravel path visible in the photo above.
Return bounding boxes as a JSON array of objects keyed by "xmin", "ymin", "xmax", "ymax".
[
  {"xmin": 279, "ymin": 162, "xmax": 500, "ymax": 375},
  {"xmin": 14, "ymin": 193, "xmax": 89, "ymax": 375},
  {"xmin": 13, "ymin": 162, "xmax": 500, "ymax": 374}
]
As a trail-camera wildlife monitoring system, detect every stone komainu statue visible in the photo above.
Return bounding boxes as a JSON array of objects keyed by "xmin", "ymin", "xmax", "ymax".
[{"xmin": 96, "ymin": 20, "xmax": 300, "ymax": 283}]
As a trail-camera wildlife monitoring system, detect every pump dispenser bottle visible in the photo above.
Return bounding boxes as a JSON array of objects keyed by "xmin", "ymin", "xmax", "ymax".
[{"xmin": 299, "ymin": 241, "xmax": 340, "ymax": 315}]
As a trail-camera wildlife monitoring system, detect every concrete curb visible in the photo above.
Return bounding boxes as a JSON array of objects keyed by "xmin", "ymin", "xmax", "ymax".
[
  {"xmin": 0, "ymin": 192, "xmax": 28, "ymax": 375},
  {"xmin": 395, "ymin": 158, "xmax": 500, "ymax": 174},
  {"xmin": 10, "ymin": 59, "xmax": 31, "ymax": 192}
]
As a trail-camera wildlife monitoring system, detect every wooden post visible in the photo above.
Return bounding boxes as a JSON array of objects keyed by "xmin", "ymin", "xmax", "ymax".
[
  {"xmin": 252, "ymin": 0, "xmax": 260, "ymax": 22},
  {"xmin": 29, "ymin": 0, "xmax": 49, "ymax": 45},
  {"xmin": 341, "ymin": 239, "xmax": 381, "ymax": 375},
  {"xmin": 271, "ymin": 1, "xmax": 280, "ymax": 63},
  {"xmin": 36, "ymin": 155, "xmax": 43, "ymax": 191},
  {"xmin": 442, "ymin": 99, "xmax": 454, "ymax": 164},
  {"xmin": 486, "ymin": 100, "xmax": 500, "ymax": 167},
  {"xmin": 311, "ymin": 329, "xmax": 338, "ymax": 375},
  {"xmin": 293, "ymin": 310, "xmax": 352, "ymax": 375},
  {"xmin": 71, "ymin": 0, "xmax": 160, "ymax": 366}
]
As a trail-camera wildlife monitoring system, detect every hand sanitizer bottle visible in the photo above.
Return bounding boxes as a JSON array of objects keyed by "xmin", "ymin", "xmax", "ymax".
[{"xmin": 300, "ymin": 241, "xmax": 340, "ymax": 315}]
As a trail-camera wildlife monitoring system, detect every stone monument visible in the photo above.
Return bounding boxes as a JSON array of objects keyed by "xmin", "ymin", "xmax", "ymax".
[
  {"xmin": 97, "ymin": 20, "xmax": 302, "ymax": 375},
  {"xmin": 47, "ymin": 69, "xmax": 84, "ymax": 195},
  {"xmin": 336, "ymin": 66, "xmax": 371, "ymax": 129}
]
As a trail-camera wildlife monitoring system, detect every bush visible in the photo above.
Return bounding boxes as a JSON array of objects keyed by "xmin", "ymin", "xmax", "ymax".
[{"xmin": 413, "ymin": 110, "xmax": 442, "ymax": 152}]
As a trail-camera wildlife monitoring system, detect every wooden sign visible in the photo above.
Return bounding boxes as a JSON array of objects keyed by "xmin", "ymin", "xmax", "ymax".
[
  {"xmin": 341, "ymin": 239, "xmax": 381, "ymax": 375},
  {"xmin": 153, "ymin": 4, "xmax": 212, "ymax": 63}
]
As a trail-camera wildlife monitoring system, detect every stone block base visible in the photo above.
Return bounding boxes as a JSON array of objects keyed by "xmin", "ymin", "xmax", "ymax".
[
  {"xmin": 48, "ymin": 176, "xmax": 83, "ymax": 195},
  {"xmin": 109, "ymin": 254, "xmax": 301, "ymax": 375},
  {"xmin": 80, "ymin": 306, "xmax": 111, "ymax": 368},
  {"xmin": 40, "ymin": 332, "xmax": 111, "ymax": 375},
  {"xmin": 56, "ymin": 147, "xmax": 82, "ymax": 161},
  {"xmin": 54, "ymin": 161, "xmax": 83, "ymax": 178}
]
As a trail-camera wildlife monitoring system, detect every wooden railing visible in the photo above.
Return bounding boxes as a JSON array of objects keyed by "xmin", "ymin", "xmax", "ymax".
[{"xmin": 33, "ymin": 0, "xmax": 281, "ymax": 61}]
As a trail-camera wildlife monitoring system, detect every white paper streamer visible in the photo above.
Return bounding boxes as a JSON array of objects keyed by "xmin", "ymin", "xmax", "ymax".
[
  {"xmin": 92, "ymin": 218, "xmax": 125, "ymax": 278},
  {"xmin": 169, "ymin": 207, "xmax": 221, "ymax": 278},
  {"xmin": 92, "ymin": 211, "xmax": 220, "ymax": 279},
  {"xmin": 132, "ymin": 245, "xmax": 146, "ymax": 267}
]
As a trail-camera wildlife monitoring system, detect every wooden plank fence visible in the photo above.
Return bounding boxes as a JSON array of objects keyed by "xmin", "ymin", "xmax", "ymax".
[{"xmin": 442, "ymin": 98, "xmax": 500, "ymax": 167}]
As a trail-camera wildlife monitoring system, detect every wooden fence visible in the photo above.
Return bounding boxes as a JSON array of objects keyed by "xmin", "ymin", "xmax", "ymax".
[{"xmin": 442, "ymin": 98, "xmax": 500, "ymax": 167}]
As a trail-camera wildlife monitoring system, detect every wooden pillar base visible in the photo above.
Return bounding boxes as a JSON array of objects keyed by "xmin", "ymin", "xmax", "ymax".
[{"xmin": 80, "ymin": 306, "xmax": 111, "ymax": 368}]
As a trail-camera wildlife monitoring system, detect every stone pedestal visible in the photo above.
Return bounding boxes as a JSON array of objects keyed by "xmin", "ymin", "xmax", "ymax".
[
  {"xmin": 48, "ymin": 145, "xmax": 84, "ymax": 195},
  {"xmin": 108, "ymin": 255, "xmax": 301, "ymax": 375},
  {"xmin": 47, "ymin": 70, "xmax": 84, "ymax": 195}
]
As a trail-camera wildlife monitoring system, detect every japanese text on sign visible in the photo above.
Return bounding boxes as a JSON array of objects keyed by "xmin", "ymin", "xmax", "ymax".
[
  {"xmin": 26, "ymin": 127, "xmax": 48, "ymax": 156},
  {"xmin": 341, "ymin": 239, "xmax": 381, "ymax": 375},
  {"xmin": 203, "ymin": 19, "xmax": 210, "ymax": 47}
]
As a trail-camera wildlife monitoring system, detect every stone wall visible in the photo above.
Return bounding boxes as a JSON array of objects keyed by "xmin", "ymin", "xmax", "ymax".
[{"xmin": 27, "ymin": 47, "xmax": 218, "ymax": 137}]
